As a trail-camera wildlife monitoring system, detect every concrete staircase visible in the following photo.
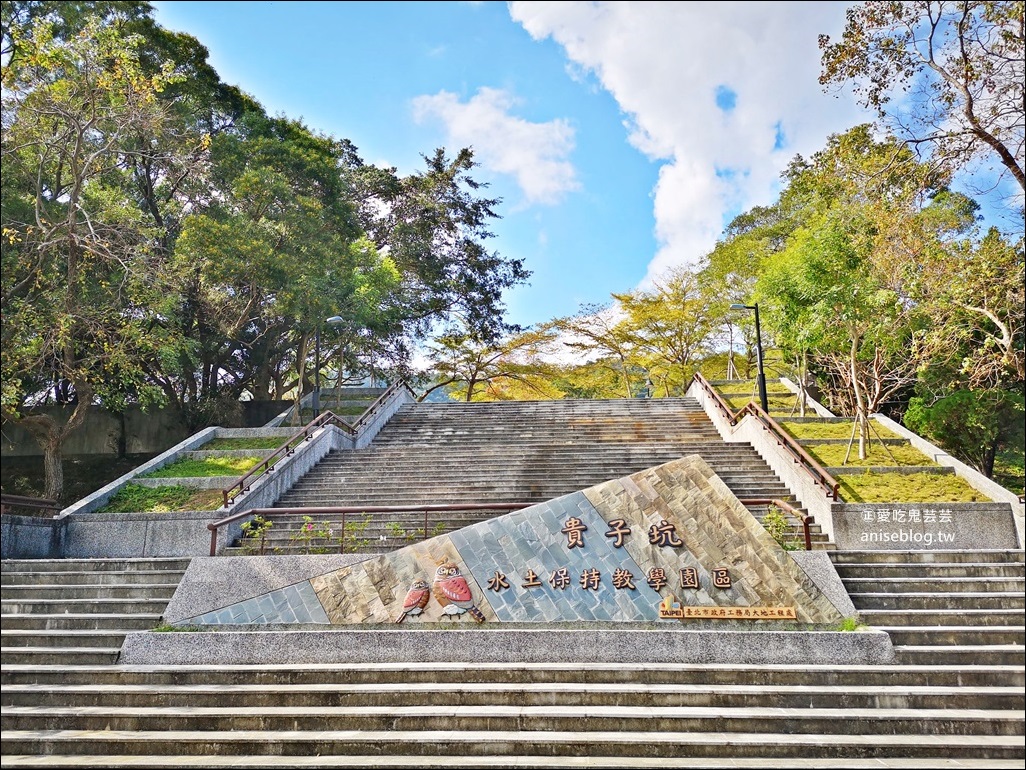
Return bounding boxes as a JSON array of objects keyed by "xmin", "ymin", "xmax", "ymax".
[
  {"xmin": 251, "ymin": 397, "xmax": 829, "ymax": 554},
  {"xmin": 830, "ymin": 549, "xmax": 1026, "ymax": 667},
  {"xmin": 1, "ymin": 558, "xmax": 190, "ymax": 666},
  {"xmin": 1, "ymin": 549, "xmax": 1023, "ymax": 766}
]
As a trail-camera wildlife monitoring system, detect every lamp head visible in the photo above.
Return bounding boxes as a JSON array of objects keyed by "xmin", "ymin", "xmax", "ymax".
[{"xmin": 325, "ymin": 315, "xmax": 344, "ymax": 324}]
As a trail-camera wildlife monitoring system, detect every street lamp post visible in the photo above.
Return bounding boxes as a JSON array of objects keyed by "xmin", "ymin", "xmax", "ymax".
[
  {"xmin": 313, "ymin": 328, "xmax": 321, "ymax": 419},
  {"xmin": 730, "ymin": 303, "xmax": 769, "ymax": 413},
  {"xmin": 311, "ymin": 314, "xmax": 344, "ymax": 418},
  {"xmin": 325, "ymin": 315, "xmax": 344, "ymax": 410}
]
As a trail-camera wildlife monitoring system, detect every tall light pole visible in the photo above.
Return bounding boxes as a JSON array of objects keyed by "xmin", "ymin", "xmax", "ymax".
[
  {"xmin": 311, "ymin": 314, "xmax": 344, "ymax": 418},
  {"xmin": 313, "ymin": 327, "xmax": 321, "ymax": 419},
  {"xmin": 730, "ymin": 303, "xmax": 769, "ymax": 413},
  {"xmin": 326, "ymin": 315, "xmax": 344, "ymax": 410}
]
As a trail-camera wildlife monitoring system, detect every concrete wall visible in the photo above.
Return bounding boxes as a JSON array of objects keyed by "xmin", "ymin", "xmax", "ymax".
[
  {"xmin": 0, "ymin": 514, "xmax": 62, "ymax": 559},
  {"xmin": 52, "ymin": 425, "xmax": 337, "ymax": 559},
  {"xmin": 872, "ymin": 413, "xmax": 1025, "ymax": 548},
  {"xmin": 1, "ymin": 402, "xmax": 291, "ymax": 457},
  {"xmin": 830, "ymin": 501, "xmax": 1019, "ymax": 550},
  {"xmin": 687, "ymin": 378, "xmax": 1024, "ymax": 549}
]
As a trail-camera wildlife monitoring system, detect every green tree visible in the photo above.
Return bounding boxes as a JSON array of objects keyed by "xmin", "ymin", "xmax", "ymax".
[
  {"xmin": 613, "ymin": 266, "xmax": 717, "ymax": 396},
  {"xmin": 915, "ymin": 227, "xmax": 1025, "ymax": 389},
  {"xmin": 1, "ymin": 12, "xmax": 189, "ymax": 499},
  {"xmin": 361, "ymin": 148, "xmax": 530, "ymax": 346},
  {"xmin": 906, "ymin": 389, "xmax": 1024, "ymax": 480},
  {"xmin": 552, "ymin": 304, "xmax": 639, "ymax": 399},
  {"xmin": 820, "ymin": 0, "xmax": 1025, "ymax": 192},
  {"xmin": 163, "ymin": 111, "xmax": 396, "ymax": 424},
  {"xmin": 756, "ymin": 127, "xmax": 950, "ymax": 458},
  {"xmin": 419, "ymin": 324, "xmax": 561, "ymax": 402}
]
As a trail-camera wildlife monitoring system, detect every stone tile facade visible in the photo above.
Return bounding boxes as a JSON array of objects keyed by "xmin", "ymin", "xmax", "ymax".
[{"xmin": 183, "ymin": 456, "xmax": 844, "ymax": 626}]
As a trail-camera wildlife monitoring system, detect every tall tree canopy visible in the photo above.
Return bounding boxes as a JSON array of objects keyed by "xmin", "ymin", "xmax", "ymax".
[
  {"xmin": 1, "ymin": 7, "xmax": 194, "ymax": 497},
  {"xmin": 0, "ymin": 1, "xmax": 529, "ymax": 500},
  {"xmin": 820, "ymin": 0, "xmax": 1025, "ymax": 193}
]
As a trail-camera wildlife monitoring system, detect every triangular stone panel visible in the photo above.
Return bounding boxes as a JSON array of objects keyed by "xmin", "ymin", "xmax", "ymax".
[{"xmin": 185, "ymin": 455, "xmax": 844, "ymax": 626}]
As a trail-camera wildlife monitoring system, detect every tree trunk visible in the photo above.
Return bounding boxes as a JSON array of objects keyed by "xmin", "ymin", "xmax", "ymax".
[
  {"xmin": 15, "ymin": 412, "xmax": 69, "ymax": 503},
  {"xmin": 42, "ymin": 436, "xmax": 65, "ymax": 503},
  {"xmin": 982, "ymin": 439, "xmax": 998, "ymax": 479},
  {"xmin": 849, "ymin": 338, "xmax": 869, "ymax": 460}
]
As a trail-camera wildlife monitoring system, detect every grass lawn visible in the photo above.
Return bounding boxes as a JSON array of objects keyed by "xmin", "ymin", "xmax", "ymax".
[
  {"xmin": 839, "ymin": 471, "xmax": 991, "ymax": 503},
  {"xmin": 778, "ymin": 420, "xmax": 902, "ymax": 441},
  {"xmin": 141, "ymin": 456, "xmax": 264, "ymax": 479},
  {"xmin": 202, "ymin": 437, "xmax": 284, "ymax": 450},
  {"xmin": 805, "ymin": 442, "xmax": 935, "ymax": 467},
  {"xmin": 97, "ymin": 484, "xmax": 224, "ymax": 512}
]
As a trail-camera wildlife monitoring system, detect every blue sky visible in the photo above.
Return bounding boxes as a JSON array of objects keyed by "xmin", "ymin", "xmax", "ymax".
[{"xmin": 149, "ymin": 1, "xmax": 1017, "ymax": 332}]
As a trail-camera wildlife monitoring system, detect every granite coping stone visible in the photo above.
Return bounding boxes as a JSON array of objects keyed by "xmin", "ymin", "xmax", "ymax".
[{"xmin": 120, "ymin": 625, "xmax": 894, "ymax": 666}]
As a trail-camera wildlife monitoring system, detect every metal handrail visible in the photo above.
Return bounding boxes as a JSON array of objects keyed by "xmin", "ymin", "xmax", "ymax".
[
  {"xmin": 691, "ymin": 373, "xmax": 840, "ymax": 501},
  {"xmin": 692, "ymin": 372, "xmax": 738, "ymax": 423},
  {"xmin": 207, "ymin": 502, "xmax": 533, "ymax": 557},
  {"xmin": 347, "ymin": 380, "xmax": 416, "ymax": 433},
  {"xmin": 220, "ymin": 410, "xmax": 356, "ymax": 509},
  {"xmin": 0, "ymin": 494, "xmax": 61, "ymax": 516},
  {"xmin": 734, "ymin": 402, "xmax": 841, "ymax": 500},
  {"xmin": 221, "ymin": 379, "xmax": 417, "ymax": 508},
  {"xmin": 737, "ymin": 497, "xmax": 815, "ymax": 550}
]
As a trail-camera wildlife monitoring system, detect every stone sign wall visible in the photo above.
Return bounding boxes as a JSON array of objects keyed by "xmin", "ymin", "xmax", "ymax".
[{"xmin": 182, "ymin": 456, "xmax": 847, "ymax": 627}]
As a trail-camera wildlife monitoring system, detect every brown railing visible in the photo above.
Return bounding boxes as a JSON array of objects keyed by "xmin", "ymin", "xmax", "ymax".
[
  {"xmin": 347, "ymin": 380, "xmax": 416, "ymax": 434},
  {"xmin": 734, "ymin": 402, "xmax": 840, "ymax": 501},
  {"xmin": 221, "ymin": 410, "xmax": 353, "ymax": 509},
  {"xmin": 691, "ymin": 373, "xmax": 840, "ymax": 501},
  {"xmin": 0, "ymin": 494, "xmax": 61, "ymax": 516},
  {"xmin": 221, "ymin": 380, "xmax": 417, "ymax": 509},
  {"xmin": 207, "ymin": 503, "xmax": 533, "ymax": 557},
  {"xmin": 737, "ymin": 497, "xmax": 815, "ymax": 550},
  {"xmin": 691, "ymin": 372, "xmax": 737, "ymax": 423}
]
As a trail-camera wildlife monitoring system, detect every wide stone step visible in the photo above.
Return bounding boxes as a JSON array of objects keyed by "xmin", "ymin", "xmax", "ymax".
[
  {"xmin": 5, "ymin": 663, "xmax": 1021, "ymax": 689},
  {"xmin": 893, "ymin": 645, "xmax": 1026, "ymax": 666},
  {"xmin": 3, "ymin": 728, "xmax": 1023, "ymax": 760},
  {"xmin": 0, "ymin": 647, "xmax": 120, "ymax": 665},
  {"xmin": 0, "ymin": 598, "xmax": 175, "ymax": 615},
  {"xmin": 4, "ymin": 704, "xmax": 1023, "ymax": 735},
  {"xmin": 1, "ymin": 629, "xmax": 134, "ymax": 649},
  {"xmin": 284, "ymin": 472, "xmax": 788, "ymax": 487},
  {"xmin": 841, "ymin": 577, "xmax": 1025, "ymax": 593},
  {"xmin": 829, "ymin": 551, "xmax": 1026, "ymax": 566},
  {"xmin": 834, "ymin": 564, "xmax": 1026, "ymax": 579},
  {"xmin": 322, "ymin": 448, "xmax": 756, "ymax": 460},
  {"xmin": 860, "ymin": 608, "xmax": 1026, "ymax": 627},
  {"xmin": 0, "ymin": 570, "xmax": 187, "ymax": 587},
  {"xmin": 0, "ymin": 558, "xmax": 192, "ymax": 573},
  {"xmin": 367, "ymin": 442, "xmax": 728, "ymax": 451},
  {"xmin": 277, "ymin": 480, "xmax": 796, "ymax": 496},
  {"xmin": 4, "ymin": 682, "xmax": 1021, "ymax": 711},
  {"xmin": 300, "ymin": 464, "xmax": 775, "ymax": 480},
  {"xmin": 848, "ymin": 592, "xmax": 1025, "ymax": 611},
  {"xmin": 0, "ymin": 613, "xmax": 162, "ymax": 631},
  {"xmin": 0, "ymin": 584, "xmax": 179, "ymax": 601},
  {"xmin": 0, "ymin": 756, "xmax": 1022, "ymax": 770},
  {"xmin": 275, "ymin": 490, "xmax": 797, "ymax": 506},
  {"xmin": 878, "ymin": 626, "xmax": 1025, "ymax": 646}
]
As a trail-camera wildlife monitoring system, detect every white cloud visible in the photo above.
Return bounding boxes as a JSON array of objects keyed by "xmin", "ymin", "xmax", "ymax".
[
  {"xmin": 411, "ymin": 87, "xmax": 580, "ymax": 206},
  {"xmin": 508, "ymin": 0, "xmax": 871, "ymax": 285}
]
